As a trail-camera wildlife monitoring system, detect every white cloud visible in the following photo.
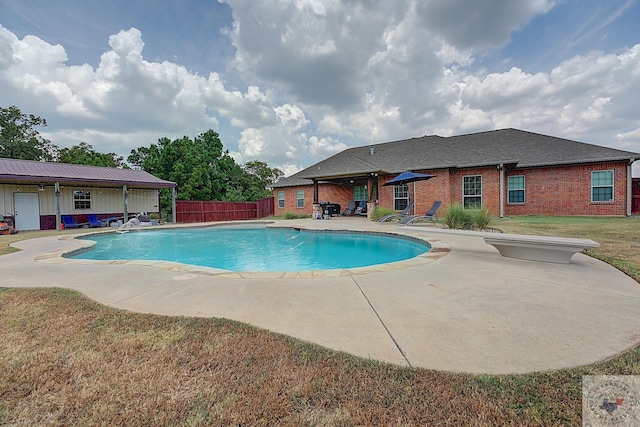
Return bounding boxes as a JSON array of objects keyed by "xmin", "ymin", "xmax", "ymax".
[
  {"xmin": 308, "ymin": 135, "xmax": 348, "ymax": 157},
  {"xmin": 274, "ymin": 104, "xmax": 308, "ymax": 130}
]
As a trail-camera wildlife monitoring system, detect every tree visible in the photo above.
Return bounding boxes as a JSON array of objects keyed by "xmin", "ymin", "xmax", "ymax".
[
  {"xmin": 59, "ymin": 142, "xmax": 127, "ymax": 168},
  {"xmin": 0, "ymin": 105, "xmax": 59, "ymax": 161},
  {"xmin": 128, "ymin": 130, "xmax": 281, "ymax": 216},
  {"xmin": 242, "ymin": 160, "xmax": 284, "ymax": 200}
]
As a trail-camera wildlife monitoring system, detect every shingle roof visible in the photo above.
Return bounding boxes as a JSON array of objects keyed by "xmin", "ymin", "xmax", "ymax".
[
  {"xmin": 0, "ymin": 158, "xmax": 177, "ymax": 188},
  {"xmin": 274, "ymin": 128, "xmax": 639, "ymax": 187},
  {"xmin": 271, "ymin": 172, "xmax": 316, "ymax": 188}
]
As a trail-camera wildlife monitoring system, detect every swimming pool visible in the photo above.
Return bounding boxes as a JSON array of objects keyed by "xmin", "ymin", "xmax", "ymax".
[{"xmin": 70, "ymin": 225, "xmax": 430, "ymax": 272}]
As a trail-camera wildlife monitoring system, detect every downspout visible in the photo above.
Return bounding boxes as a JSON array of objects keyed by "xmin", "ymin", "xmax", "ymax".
[
  {"xmin": 55, "ymin": 182, "xmax": 61, "ymax": 231},
  {"xmin": 498, "ymin": 164, "xmax": 504, "ymax": 218},
  {"xmin": 627, "ymin": 159, "xmax": 635, "ymax": 217}
]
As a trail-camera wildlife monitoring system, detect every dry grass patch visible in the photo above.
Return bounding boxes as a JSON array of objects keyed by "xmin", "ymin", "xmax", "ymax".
[{"xmin": 2, "ymin": 287, "xmax": 639, "ymax": 426}]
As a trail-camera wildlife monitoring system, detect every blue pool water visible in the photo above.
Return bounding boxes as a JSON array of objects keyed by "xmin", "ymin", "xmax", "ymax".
[{"xmin": 70, "ymin": 226, "xmax": 430, "ymax": 272}]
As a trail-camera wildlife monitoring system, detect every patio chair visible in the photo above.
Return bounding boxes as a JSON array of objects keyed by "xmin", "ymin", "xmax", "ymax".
[
  {"xmin": 342, "ymin": 200, "xmax": 357, "ymax": 216},
  {"xmin": 400, "ymin": 201, "xmax": 443, "ymax": 226},
  {"xmin": 88, "ymin": 214, "xmax": 102, "ymax": 228},
  {"xmin": 377, "ymin": 201, "xmax": 414, "ymax": 223},
  {"xmin": 354, "ymin": 200, "xmax": 367, "ymax": 216},
  {"xmin": 62, "ymin": 215, "xmax": 79, "ymax": 229}
]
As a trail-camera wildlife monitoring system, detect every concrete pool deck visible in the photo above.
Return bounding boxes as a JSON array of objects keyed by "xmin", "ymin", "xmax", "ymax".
[{"xmin": 2, "ymin": 218, "xmax": 640, "ymax": 374}]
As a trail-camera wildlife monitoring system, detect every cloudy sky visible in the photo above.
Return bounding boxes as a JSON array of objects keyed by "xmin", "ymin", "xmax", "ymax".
[{"xmin": 1, "ymin": 0, "xmax": 639, "ymax": 176}]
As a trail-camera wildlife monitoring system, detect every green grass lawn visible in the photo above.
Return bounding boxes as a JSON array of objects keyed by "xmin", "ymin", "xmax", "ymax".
[{"xmin": 1, "ymin": 216, "xmax": 639, "ymax": 425}]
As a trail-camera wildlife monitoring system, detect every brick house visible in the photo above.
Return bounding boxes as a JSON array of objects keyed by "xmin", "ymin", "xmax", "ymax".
[{"xmin": 272, "ymin": 129, "xmax": 640, "ymax": 218}]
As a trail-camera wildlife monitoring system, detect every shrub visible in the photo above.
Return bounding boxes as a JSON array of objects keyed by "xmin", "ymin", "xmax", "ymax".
[
  {"xmin": 472, "ymin": 206, "xmax": 492, "ymax": 230},
  {"xmin": 442, "ymin": 204, "xmax": 493, "ymax": 230},
  {"xmin": 283, "ymin": 211, "xmax": 311, "ymax": 219},
  {"xmin": 441, "ymin": 204, "xmax": 474, "ymax": 229},
  {"xmin": 371, "ymin": 206, "xmax": 397, "ymax": 221}
]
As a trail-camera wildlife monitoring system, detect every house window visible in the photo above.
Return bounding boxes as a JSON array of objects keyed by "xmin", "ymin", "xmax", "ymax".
[
  {"xmin": 394, "ymin": 184, "xmax": 409, "ymax": 210},
  {"xmin": 73, "ymin": 190, "xmax": 91, "ymax": 209},
  {"xmin": 463, "ymin": 175, "xmax": 482, "ymax": 208},
  {"xmin": 508, "ymin": 176, "xmax": 525, "ymax": 204},
  {"xmin": 353, "ymin": 186, "xmax": 366, "ymax": 203},
  {"xmin": 592, "ymin": 170, "xmax": 613, "ymax": 202},
  {"xmin": 278, "ymin": 191, "xmax": 284, "ymax": 208},
  {"xmin": 297, "ymin": 190, "xmax": 304, "ymax": 208}
]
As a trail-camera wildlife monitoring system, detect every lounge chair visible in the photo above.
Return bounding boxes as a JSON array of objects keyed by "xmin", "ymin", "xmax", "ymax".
[
  {"xmin": 377, "ymin": 201, "xmax": 414, "ymax": 223},
  {"xmin": 342, "ymin": 200, "xmax": 357, "ymax": 216},
  {"xmin": 354, "ymin": 200, "xmax": 367, "ymax": 216},
  {"xmin": 62, "ymin": 215, "xmax": 79, "ymax": 229},
  {"xmin": 88, "ymin": 214, "xmax": 102, "ymax": 228},
  {"xmin": 400, "ymin": 201, "xmax": 443, "ymax": 226}
]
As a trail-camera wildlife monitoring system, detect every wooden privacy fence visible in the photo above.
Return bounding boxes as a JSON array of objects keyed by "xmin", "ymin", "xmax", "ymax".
[{"xmin": 176, "ymin": 197, "xmax": 274, "ymax": 223}]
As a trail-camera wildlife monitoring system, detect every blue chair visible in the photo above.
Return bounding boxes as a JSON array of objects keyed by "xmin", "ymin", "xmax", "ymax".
[
  {"xmin": 354, "ymin": 200, "xmax": 367, "ymax": 216},
  {"xmin": 62, "ymin": 215, "xmax": 79, "ymax": 229},
  {"xmin": 88, "ymin": 214, "xmax": 102, "ymax": 228},
  {"xmin": 341, "ymin": 200, "xmax": 357, "ymax": 216}
]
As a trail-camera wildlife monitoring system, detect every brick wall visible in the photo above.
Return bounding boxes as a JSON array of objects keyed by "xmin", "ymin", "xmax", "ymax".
[
  {"xmin": 274, "ymin": 161, "xmax": 631, "ymax": 217},
  {"xmin": 504, "ymin": 162, "xmax": 629, "ymax": 216},
  {"xmin": 274, "ymin": 183, "xmax": 353, "ymax": 216},
  {"xmin": 448, "ymin": 166, "xmax": 501, "ymax": 215}
]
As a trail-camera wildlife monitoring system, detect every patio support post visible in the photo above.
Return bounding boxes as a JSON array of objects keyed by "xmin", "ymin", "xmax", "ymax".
[
  {"xmin": 54, "ymin": 181, "xmax": 61, "ymax": 231},
  {"xmin": 313, "ymin": 179, "xmax": 319, "ymax": 204},
  {"xmin": 172, "ymin": 187, "xmax": 177, "ymax": 223},
  {"xmin": 123, "ymin": 184, "xmax": 128, "ymax": 221},
  {"xmin": 498, "ymin": 164, "xmax": 505, "ymax": 218}
]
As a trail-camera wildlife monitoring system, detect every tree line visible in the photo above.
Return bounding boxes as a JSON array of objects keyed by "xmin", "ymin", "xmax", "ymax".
[{"xmin": 0, "ymin": 105, "xmax": 283, "ymax": 203}]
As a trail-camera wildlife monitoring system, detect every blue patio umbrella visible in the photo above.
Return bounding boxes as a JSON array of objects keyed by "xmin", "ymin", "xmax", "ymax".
[
  {"xmin": 382, "ymin": 171, "xmax": 436, "ymax": 186},
  {"xmin": 382, "ymin": 171, "xmax": 436, "ymax": 214}
]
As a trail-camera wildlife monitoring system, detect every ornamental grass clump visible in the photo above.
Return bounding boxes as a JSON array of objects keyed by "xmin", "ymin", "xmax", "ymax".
[
  {"xmin": 472, "ymin": 206, "xmax": 493, "ymax": 230},
  {"xmin": 442, "ymin": 204, "xmax": 492, "ymax": 230},
  {"xmin": 442, "ymin": 204, "xmax": 474, "ymax": 229},
  {"xmin": 371, "ymin": 206, "xmax": 397, "ymax": 221},
  {"xmin": 283, "ymin": 211, "xmax": 310, "ymax": 219}
]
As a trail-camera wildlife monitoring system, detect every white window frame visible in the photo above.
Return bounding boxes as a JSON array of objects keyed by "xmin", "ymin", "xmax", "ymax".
[
  {"xmin": 278, "ymin": 191, "xmax": 284, "ymax": 208},
  {"xmin": 296, "ymin": 190, "xmax": 304, "ymax": 208},
  {"xmin": 591, "ymin": 170, "xmax": 614, "ymax": 202},
  {"xmin": 393, "ymin": 183, "xmax": 409, "ymax": 211},
  {"xmin": 507, "ymin": 175, "xmax": 525, "ymax": 204},
  {"xmin": 73, "ymin": 190, "xmax": 91, "ymax": 210},
  {"xmin": 462, "ymin": 175, "xmax": 482, "ymax": 209}
]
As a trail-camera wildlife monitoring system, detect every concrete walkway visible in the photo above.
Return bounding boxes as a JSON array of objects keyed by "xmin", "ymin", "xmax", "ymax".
[{"xmin": 2, "ymin": 218, "xmax": 640, "ymax": 374}]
